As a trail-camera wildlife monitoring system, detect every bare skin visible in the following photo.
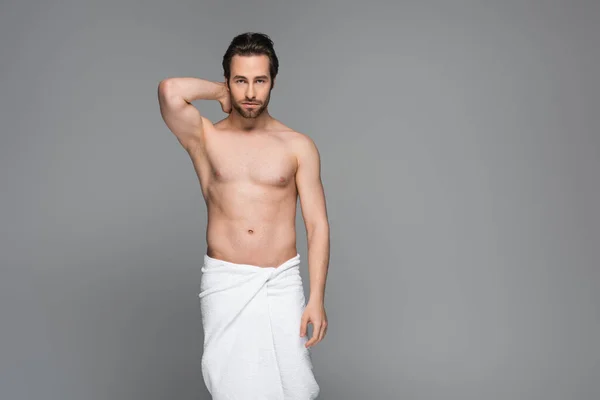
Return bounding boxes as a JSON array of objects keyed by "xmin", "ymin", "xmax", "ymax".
[
  {"xmin": 193, "ymin": 117, "xmax": 304, "ymax": 268},
  {"xmin": 157, "ymin": 54, "xmax": 329, "ymax": 347}
]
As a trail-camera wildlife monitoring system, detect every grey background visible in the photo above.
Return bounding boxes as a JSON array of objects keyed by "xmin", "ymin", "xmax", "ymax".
[{"xmin": 1, "ymin": 0, "xmax": 599, "ymax": 399}]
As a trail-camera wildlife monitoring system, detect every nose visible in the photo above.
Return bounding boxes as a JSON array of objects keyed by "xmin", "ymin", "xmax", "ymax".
[{"xmin": 245, "ymin": 83, "xmax": 255, "ymax": 99}]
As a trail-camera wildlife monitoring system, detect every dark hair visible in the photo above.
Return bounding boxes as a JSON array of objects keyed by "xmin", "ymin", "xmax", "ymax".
[{"xmin": 222, "ymin": 32, "xmax": 279, "ymax": 87}]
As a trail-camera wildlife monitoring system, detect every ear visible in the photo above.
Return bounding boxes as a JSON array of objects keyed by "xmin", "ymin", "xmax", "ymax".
[{"xmin": 224, "ymin": 77, "xmax": 230, "ymax": 90}]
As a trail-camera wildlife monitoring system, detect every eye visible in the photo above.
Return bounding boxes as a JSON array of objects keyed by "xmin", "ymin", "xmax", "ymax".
[{"xmin": 257, "ymin": 79, "xmax": 265, "ymax": 83}]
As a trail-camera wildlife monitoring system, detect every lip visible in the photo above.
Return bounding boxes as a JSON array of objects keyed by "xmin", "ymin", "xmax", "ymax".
[{"xmin": 243, "ymin": 103, "xmax": 259, "ymax": 106}]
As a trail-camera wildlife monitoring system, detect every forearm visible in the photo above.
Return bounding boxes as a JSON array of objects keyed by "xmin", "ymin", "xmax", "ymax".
[
  {"xmin": 160, "ymin": 77, "xmax": 226, "ymax": 103},
  {"xmin": 306, "ymin": 223, "xmax": 330, "ymax": 303}
]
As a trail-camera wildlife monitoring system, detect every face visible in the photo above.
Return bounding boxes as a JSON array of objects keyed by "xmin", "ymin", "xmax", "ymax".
[{"xmin": 227, "ymin": 54, "xmax": 274, "ymax": 119}]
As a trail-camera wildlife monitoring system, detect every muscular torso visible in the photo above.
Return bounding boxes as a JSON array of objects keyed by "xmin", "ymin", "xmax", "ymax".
[{"xmin": 189, "ymin": 119, "xmax": 300, "ymax": 268}]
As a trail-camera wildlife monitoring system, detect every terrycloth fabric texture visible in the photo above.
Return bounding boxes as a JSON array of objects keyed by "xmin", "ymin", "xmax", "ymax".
[{"xmin": 199, "ymin": 253, "xmax": 320, "ymax": 400}]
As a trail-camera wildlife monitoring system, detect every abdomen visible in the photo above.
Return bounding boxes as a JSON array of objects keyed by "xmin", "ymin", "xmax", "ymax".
[{"xmin": 205, "ymin": 182, "xmax": 298, "ymax": 267}]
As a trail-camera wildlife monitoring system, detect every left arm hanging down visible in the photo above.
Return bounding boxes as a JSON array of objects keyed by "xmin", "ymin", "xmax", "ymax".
[{"xmin": 294, "ymin": 133, "xmax": 330, "ymax": 348}]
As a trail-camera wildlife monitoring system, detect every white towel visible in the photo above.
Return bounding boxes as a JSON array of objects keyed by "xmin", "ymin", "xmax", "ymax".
[{"xmin": 199, "ymin": 253, "xmax": 320, "ymax": 400}]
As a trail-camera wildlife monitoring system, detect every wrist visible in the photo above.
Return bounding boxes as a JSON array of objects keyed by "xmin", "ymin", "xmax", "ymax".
[
  {"xmin": 217, "ymin": 82, "xmax": 228, "ymax": 100},
  {"xmin": 308, "ymin": 294, "xmax": 324, "ymax": 304}
]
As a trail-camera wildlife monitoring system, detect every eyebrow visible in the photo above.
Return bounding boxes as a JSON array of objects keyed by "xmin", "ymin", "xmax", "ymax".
[{"xmin": 232, "ymin": 75, "xmax": 269, "ymax": 80}]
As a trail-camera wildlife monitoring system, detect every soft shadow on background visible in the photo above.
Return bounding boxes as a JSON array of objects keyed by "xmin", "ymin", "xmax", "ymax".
[{"xmin": 1, "ymin": 1, "xmax": 599, "ymax": 399}]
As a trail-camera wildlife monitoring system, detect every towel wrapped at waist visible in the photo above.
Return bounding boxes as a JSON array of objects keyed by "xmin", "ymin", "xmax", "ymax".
[{"xmin": 199, "ymin": 253, "xmax": 320, "ymax": 400}]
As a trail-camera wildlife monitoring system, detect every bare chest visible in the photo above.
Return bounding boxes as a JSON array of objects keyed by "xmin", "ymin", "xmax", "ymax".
[{"xmin": 205, "ymin": 137, "xmax": 297, "ymax": 187}]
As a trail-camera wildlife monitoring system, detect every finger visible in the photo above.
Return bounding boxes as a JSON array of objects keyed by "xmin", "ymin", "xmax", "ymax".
[
  {"xmin": 317, "ymin": 322, "xmax": 327, "ymax": 343},
  {"xmin": 314, "ymin": 322, "xmax": 324, "ymax": 345},
  {"xmin": 315, "ymin": 323, "xmax": 325, "ymax": 345},
  {"xmin": 300, "ymin": 316, "xmax": 308, "ymax": 337},
  {"xmin": 305, "ymin": 322, "xmax": 321, "ymax": 347}
]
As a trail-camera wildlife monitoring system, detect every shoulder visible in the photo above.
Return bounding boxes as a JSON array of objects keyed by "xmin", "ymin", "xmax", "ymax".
[
  {"xmin": 197, "ymin": 117, "xmax": 229, "ymax": 144},
  {"xmin": 270, "ymin": 121, "xmax": 316, "ymax": 149},
  {"xmin": 204, "ymin": 117, "xmax": 226, "ymax": 132},
  {"xmin": 279, "ymin": 130, "xmax": 320, "ymax": 169},
  {"xmin": 272, "ymin": 126, "xmax": 316, "ymax": 151},
  {"xmin": 289, "ymin": 131, "xmax": 317, "ymax": 151}
]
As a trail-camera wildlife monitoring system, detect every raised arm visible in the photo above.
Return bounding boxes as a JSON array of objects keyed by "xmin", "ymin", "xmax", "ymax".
[{"xmin": 157, "ymin": 77, "xmax": 228, "ymax": 151}]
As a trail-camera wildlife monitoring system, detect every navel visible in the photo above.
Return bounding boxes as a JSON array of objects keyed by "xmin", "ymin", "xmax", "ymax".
[{"xmin": 247, "ymin": 229, "xmax": 254, "ymax": 234}]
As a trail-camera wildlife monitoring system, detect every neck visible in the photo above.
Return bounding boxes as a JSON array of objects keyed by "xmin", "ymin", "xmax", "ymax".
[{"xmin": 227, "ymin": 108, "xmax": 273, "ymax": 132}]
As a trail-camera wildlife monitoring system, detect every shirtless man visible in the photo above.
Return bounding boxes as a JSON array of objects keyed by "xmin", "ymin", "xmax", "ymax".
[{"xmin": 157, "ymin": 32, "xmax": 329, "ymax": 358}]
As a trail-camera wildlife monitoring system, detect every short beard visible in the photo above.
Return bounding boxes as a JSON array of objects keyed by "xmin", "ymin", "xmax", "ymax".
[{"xmin": 232, "ymin": 91, "xmax": 271, "ymax": 119}]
